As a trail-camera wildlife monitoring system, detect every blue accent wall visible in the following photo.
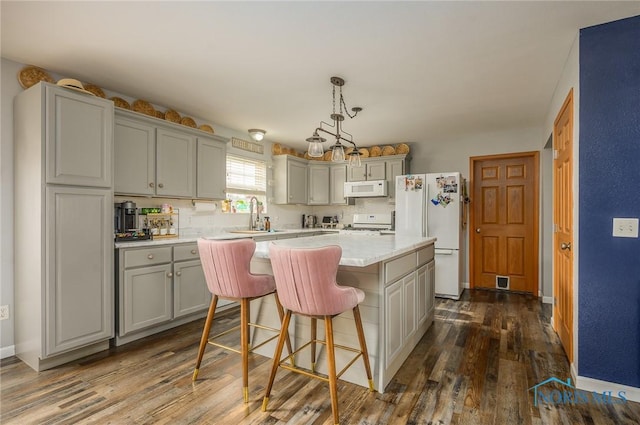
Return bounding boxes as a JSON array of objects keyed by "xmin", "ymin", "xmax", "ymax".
[{"xmin": 579, "ymin": 15, "xmax": 640, "ymax": 388}]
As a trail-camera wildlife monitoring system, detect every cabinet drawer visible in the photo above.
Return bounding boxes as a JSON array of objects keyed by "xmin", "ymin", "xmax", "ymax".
[
  {"xmin": 124, "ymin": 246, "xmax": 172, "ymax": 268},
  {"xmin": 417, "ymin": 245, "xmax": 434, "ymax": 267},
  {"xmin": 384, "ymin": 251, "xmax": 417, "ymax": 284},
  {"xmin": 174, "ymin": 244, "xmax": 200, "ymax": 261}
]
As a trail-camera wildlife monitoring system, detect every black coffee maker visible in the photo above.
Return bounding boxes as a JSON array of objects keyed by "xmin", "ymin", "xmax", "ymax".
[{"xmin": 114, "ymin": 200, "xmax": 138, "ymax": 233}]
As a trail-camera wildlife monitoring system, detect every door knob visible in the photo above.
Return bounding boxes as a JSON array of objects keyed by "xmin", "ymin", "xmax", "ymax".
[
  {"xmin": 560, "ymin": 242, "xmax": 572, "ymax": 251},
  {"xmin": 475, "ymin": 228, "xmax": 481, "ymax": 233}
]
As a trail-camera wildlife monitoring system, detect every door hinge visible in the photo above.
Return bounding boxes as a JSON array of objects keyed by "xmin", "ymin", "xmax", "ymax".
[
  {"xmin": 553, "ymin": 149, "xmax": 559, "ymax": 159},
  {"xmin": 554, "ymin": 223, "xmax": 559, "ymax": 233}
]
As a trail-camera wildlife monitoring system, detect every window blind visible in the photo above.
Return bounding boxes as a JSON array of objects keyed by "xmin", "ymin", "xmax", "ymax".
[{"xmin": 226, "ymin": 155, "xmax": 267, "ymax": 195}]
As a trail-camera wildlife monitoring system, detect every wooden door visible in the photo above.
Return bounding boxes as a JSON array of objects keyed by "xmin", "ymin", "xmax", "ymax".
[
  {"xmin": 470, "ymin": 152, "xmax": 539, "ymax": 294},
  {"xmin": 553, "ymin": 89, "xmax": 574, "ymax": 361}
]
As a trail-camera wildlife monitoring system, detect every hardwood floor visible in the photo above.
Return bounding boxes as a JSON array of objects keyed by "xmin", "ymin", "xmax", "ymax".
[{"xmin": 2, "ymin": 290, "xmax": 639, "ymax": 424}]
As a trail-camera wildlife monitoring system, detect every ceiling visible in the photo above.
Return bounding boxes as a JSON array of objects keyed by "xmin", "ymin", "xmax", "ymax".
[{"xmin": 2, "ymin": 1, "xmax": 639, "ymax": 152}]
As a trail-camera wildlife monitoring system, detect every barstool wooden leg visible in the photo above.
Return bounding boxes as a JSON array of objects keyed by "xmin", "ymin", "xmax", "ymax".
[
  {"xmin": 241, "ymin": 298, "xmax": 250, "ymax": 403},
  {"xmin": 273, "ymin": 292, "xmax": 294, "ymax": 366},
  {"xmin": 193, "ymin": 296, "xmax": 218, "ymax": 381},
  {"xmin": 353, "ymin": 305, "xmax": 375, "ymax": 392},
  {"xmin": 310, "ymin": 317, "xmax": 317, "ymax": 372},
  {"xmin": 262, "ymin": 310, "xmax": 292, "ymax": 412},
  {"xmin": 325, "ymin": 316, "xmax": 340, "ymax": 425}
]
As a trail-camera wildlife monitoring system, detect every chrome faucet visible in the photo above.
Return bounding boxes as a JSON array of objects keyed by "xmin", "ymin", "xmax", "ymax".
[{"xmin": 249, "ymin": 196, "xmax": 260, "ymax": 230}]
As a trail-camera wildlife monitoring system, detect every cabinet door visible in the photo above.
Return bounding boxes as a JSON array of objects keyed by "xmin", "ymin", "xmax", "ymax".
[
  {"xmin": 122, "ymin": 263, "xmax": 173, "ymax": 335},
  {"xmin": 384, "ymin": 279, "xmax": 403, "ymax": 368},
  {"xmin": 196, "ymin": 138, "xmax": 226, "ymax": 199},
  {"xmin": 308, "ymin": 165, "xmax": 329, "ymax": 205},
  {"xmin": 45, "ymin": 186, "xmax": 113, "ymax": 356},
  {"xmin": 288, "ymin": 160, "xmax": 308, "ymax": 204},
  {"xmin": 330, "ymin": 164, "xmax": 349, "ymax": 205},
  {"xmin": 174, "ymin": 260, "xmax": 211, "ymax": 318},
  {"xmin": 386, "ymin": 159, "xmax": 404, "ymax": 202},
  {"xmin": 403, "ymin": 272, "xmax": 417, "ymax": 341},
  {"xmin": 114, "ymin": 117, "xmax": 155, "ymax": 195},
  {"xmin": 46, "ymin": 86, "xmax": 113, "ymax": 187},
  {"xmin": 347, "ymin": 164, "xmax": 367, "ymax": 182},
  {"xmin": 367, "ymin": 162, "xmax": 386, "ymax": 180},
  {"xmin": 156, "ymin": 128, "xmax": 195, "ymax": 197},
  {"xmin": 416, "ymin": 264, "xmax": 428, "ymax": 326}
]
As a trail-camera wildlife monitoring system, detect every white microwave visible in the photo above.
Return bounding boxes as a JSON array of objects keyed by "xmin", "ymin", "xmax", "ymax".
[{"xmin": 344, "ymin": 180, "xmax": 388, "ymax": 198}]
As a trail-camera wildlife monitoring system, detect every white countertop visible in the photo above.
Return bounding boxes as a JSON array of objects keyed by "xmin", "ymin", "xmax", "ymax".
[
  {"xmin": 253, "ymin": 234, "xmax": 435, "ymax": 267},
  {"xmin": 114, "ymin": 228, "xmax": 335, "ymax": 249}
]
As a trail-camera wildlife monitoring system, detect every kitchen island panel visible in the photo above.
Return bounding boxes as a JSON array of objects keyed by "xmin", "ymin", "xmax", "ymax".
[{"xmin": 248, "ymin": 236, "xmax": 435, "ymax": 392}]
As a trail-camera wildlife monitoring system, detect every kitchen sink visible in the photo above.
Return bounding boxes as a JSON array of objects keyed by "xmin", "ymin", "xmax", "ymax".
[{"xmin": 230, "ymin": 229, "xmax": 284, "ymax": 234}]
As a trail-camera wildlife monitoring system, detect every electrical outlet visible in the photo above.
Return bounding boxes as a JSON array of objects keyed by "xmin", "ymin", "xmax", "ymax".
[
  {"xmin": 612, "ymin": 218, "xmax": 639, "ymax": 238},
  {"xmin": 0, "ymin": 305, "xmax": 9, "ymax": 321}
]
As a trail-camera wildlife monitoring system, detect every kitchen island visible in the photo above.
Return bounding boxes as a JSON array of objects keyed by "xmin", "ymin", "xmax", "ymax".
[{"xmin": 248, "ymin": 233, "xmax": 436, "ymax": 392}]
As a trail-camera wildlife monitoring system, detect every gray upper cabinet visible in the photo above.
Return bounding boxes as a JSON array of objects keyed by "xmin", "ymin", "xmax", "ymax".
[
  {"xmin": 273, "ymin": 155, "xmax": 308, "ymax": 204},
  {"xmin": 347, "ymin": 160, "xmax": 386, "ymax": 182},
  {"xmin": 45, "ymin": 85, "xmax": 113, "ymax": 188},
  {"xmin": 114, "ymin": 117, "xmax": 155, "ymax": 195},
  {"xmin": 114, "ymin": 109, "xmax": 227, "ymax": 199},
  {"xmin": 196, "ymin": 138, "xmax": 226, "ymax": 199},
  {"xmin": 308, "ymin": 164, "xmax": 330, "ymax": 205},
  {"xmin": 386, "ymin": 158, "xmax": 405, "ymax": 203},
  {"xmin": 156, "ymin": 128, "xmax": 195, "ymax": 197},
  {"xmin": 329, "ymin": 164, "xmax": 352, "ymax": 205}
]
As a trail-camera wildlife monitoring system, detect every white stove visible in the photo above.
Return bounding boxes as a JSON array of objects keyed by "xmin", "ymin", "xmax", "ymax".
[{"xmin": 339, "ymin": 213, "xmax": 392, "ymax": 235}]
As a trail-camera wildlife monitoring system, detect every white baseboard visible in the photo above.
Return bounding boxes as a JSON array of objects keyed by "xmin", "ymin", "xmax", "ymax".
[
  {"xmin": 542, "ymin": 296, "xmax": 553, "ymax": 304},
  {"xmin": 0, "ymin": 345, "xmax": 15, "ymax": 359},
  {"xmin": 575, "ymin": 372, "xmax": 640, "ymax": 403},
  {"xmin": 463, "ymin": 281, "xmax": 470, "ymax": 289}
]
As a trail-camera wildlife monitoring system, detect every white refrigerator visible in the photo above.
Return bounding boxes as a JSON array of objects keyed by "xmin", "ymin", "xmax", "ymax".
[{"xmin": 395, "ymin": 173, "xmax": 465, "ymax": 300}]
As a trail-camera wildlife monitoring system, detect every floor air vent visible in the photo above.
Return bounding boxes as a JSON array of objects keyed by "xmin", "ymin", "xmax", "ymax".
[{"xmin": 496, "ymin": 275, "xmax": 510, "ymax": 290}]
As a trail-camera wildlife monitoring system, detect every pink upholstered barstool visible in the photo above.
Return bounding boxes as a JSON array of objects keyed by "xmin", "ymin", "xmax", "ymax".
[
  {"xmin": 262, "ymin": 244, "xmax": 375, "ymax": 425},
  {"xmin": 193, "ymin": 238, "xmax": 291, "ymax": 403}
]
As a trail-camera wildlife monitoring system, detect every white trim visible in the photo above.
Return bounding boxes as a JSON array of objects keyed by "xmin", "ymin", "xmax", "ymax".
[
  {"xmin": 575, "ymin": 373, "xmax": 640, "ymax": 403},
  {"xmin": 463, "ymin": 281, "xmax": 470, "ymax": 289},
  {"xmin": 0, "ymin": 345, "xmax": 15, "ymax": 359},
  {"xmin": 542, "ymin": 296, "xmax": 553, "ymax": 304}
]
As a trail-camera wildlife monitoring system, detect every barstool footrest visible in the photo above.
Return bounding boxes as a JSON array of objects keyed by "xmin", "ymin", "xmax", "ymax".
[
  {"xmin": 207, "ymin": 322, "xmax": 283, "ymax": 355},
  {"xmin": 277, "ymin": 338, "xmax": 364, "ymax": 383}
]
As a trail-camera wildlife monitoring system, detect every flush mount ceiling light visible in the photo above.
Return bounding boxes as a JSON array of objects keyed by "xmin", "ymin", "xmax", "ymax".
[
  {"xmin": 306, "ymin": 76, "xmax": 363, "ymax": 167},
  {"xmin": 248, "ymin": 129, "xmax": 266, "ymax": 142}
]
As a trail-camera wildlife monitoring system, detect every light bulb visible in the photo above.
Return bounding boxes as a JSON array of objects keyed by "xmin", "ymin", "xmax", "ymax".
[{"xmin": 331, "ymin": 145, "xmax": 345, "ymax": 162}]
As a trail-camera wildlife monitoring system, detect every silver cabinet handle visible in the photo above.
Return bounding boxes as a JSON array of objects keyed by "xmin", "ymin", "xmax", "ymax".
[
  {"xmin": 475, "ymin": 228, "xmax": 481, "ymax": 233},
  {"xmin": 158, "ymin": 183, "xmax": 164, "ymax": 188},
  {"xmin": 560, "ymin": 242, "xmax": 572, "ymax": 251},
  {"xmin": 176, "ymin": 271, "xmax": 182, "ymax": 277},
  {"xmin": 167, "ymin": 272, "xmax": 173, "ymax": 278},
  {"xmin": 149, "ymin": 182, "xmax": 154, "ymax": 188},
  {"xmin": 190, "ymin": 249, "xmax": 197, "ymax": 255},
  {"xmin": 147, "ymin": 254, "xmax": 154, "ymax": 259}
]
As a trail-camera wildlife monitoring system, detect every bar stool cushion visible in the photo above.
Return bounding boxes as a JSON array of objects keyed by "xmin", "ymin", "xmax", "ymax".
[
  {"xmin": 198, "ymin": 238, "xmax": 275, "ymax": 299},
  {"xmin": 269, "ymin": 244, "xmax": 365, "ymax": 316}
]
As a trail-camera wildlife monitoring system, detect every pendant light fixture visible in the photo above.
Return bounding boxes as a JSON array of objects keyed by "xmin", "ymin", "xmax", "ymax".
[{"xmin": 306, "ymin": 76, "xmax": 363, "ymax": 166}]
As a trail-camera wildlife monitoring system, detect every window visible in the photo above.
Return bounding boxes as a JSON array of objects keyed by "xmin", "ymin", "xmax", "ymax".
[{"xmin": 224, "ymin": 155, "xmax": 267, "ymax": 214}]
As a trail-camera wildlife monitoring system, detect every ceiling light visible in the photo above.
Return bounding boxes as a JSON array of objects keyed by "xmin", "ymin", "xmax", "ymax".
[
  {"xmin": 248, "ymin": 129, "xmax": 266, "ymax": 141},
  {"xmin": 306, "ymin": 76, "xmax": 363, "ymax": 165}
]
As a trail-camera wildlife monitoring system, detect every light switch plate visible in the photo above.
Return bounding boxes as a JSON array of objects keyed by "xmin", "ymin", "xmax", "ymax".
[{"xmin": 612, "ymin": 218, "xmax": 639, "ymax": 238}]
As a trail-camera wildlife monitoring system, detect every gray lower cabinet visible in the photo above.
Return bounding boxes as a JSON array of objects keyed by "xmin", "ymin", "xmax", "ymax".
[
  {"xmin": 14, "ymin": 82, "xmax": 115, "ymax": 371},
  {"xmin": 116, "ymin": 243, "xmax": 211, "ymax": 345}
]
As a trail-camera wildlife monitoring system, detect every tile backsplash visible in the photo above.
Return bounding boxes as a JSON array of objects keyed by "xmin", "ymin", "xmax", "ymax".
[{"xmin": 114, "ymin": 196, "xmax": 395, "ymax": 236}]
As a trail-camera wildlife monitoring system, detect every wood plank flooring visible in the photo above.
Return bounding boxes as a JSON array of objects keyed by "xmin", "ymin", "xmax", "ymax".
[{"xmin": 2, "ymin": 290, "xmax": 639, "ymax": 424}]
